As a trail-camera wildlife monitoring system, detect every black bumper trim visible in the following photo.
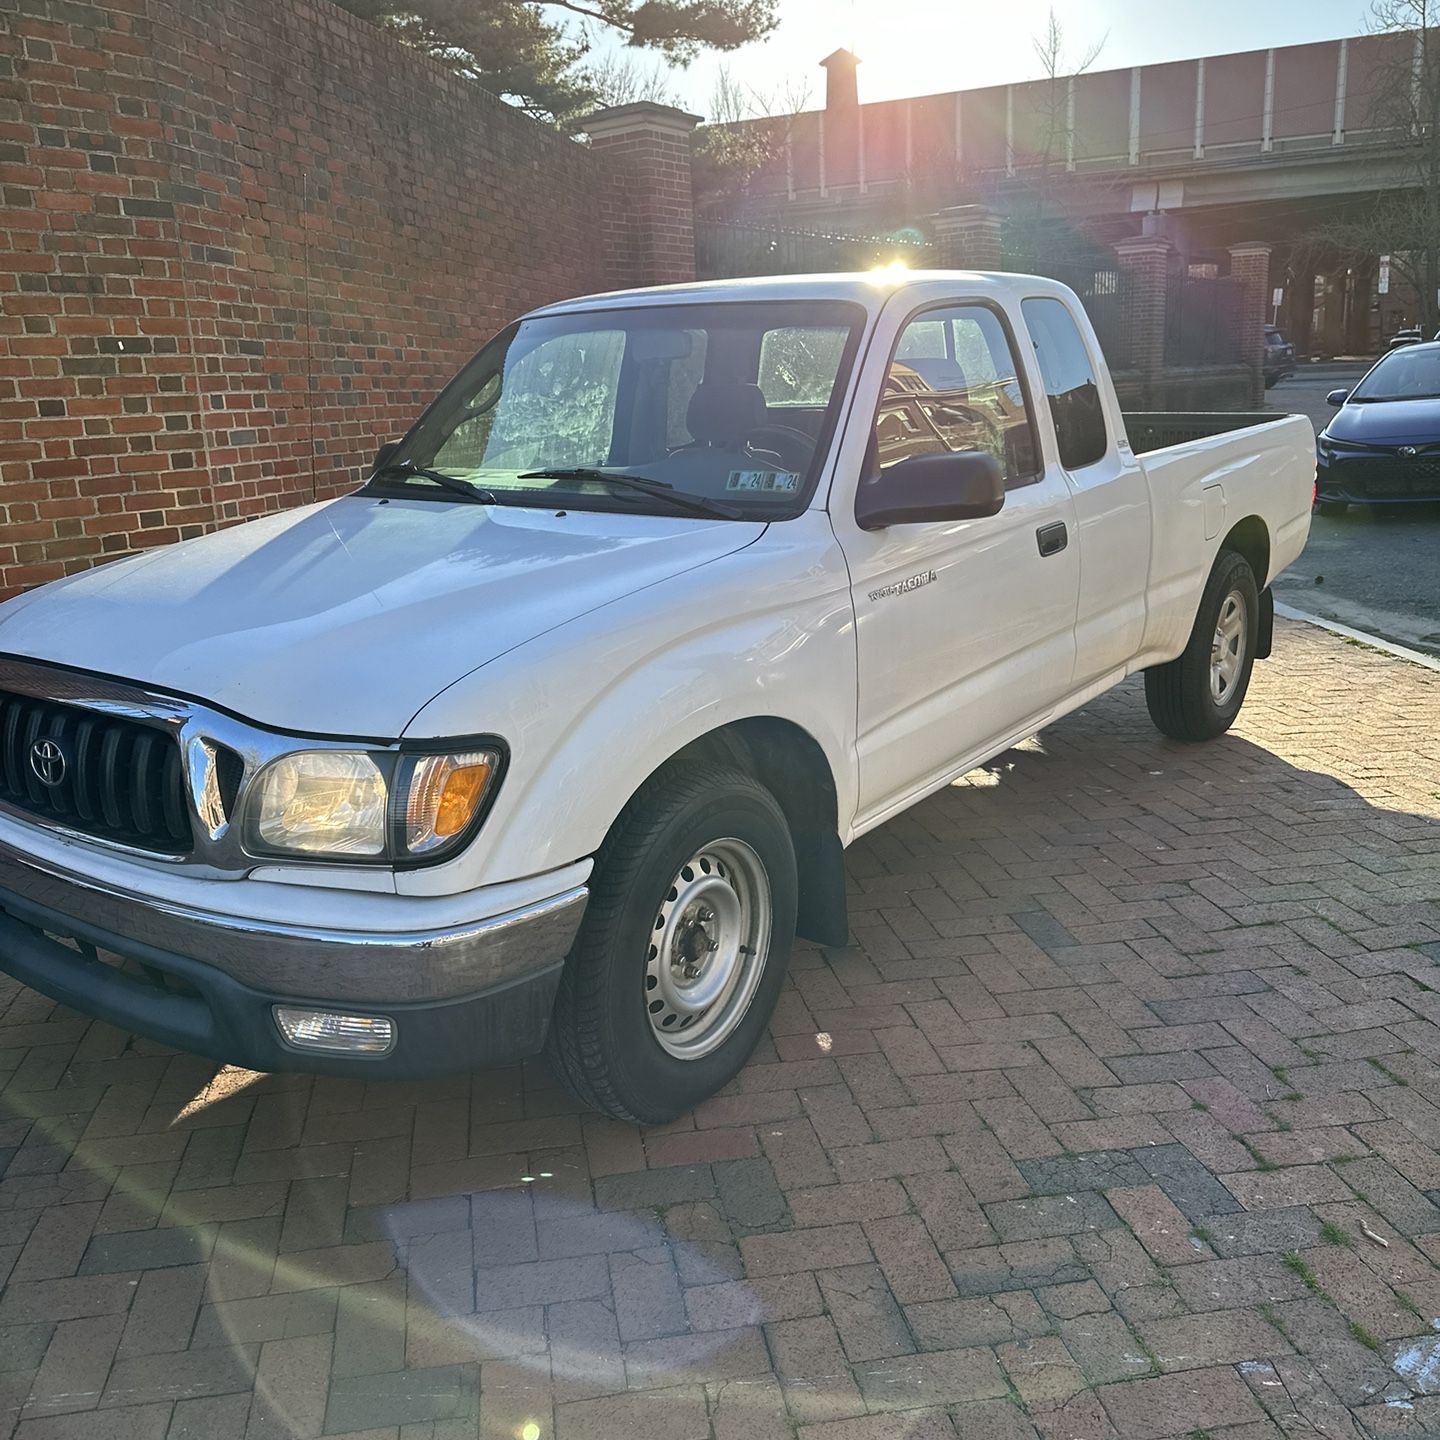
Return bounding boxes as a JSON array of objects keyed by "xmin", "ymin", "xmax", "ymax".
[{"xmin": 0, "ymin": 884, "xmax": 563, "ymax": 1079}]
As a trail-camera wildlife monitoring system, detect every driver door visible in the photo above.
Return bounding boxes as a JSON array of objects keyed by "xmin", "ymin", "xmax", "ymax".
[{"xmin": 833, "ymin": 301, "xmax": 1081, "ymax": 824}]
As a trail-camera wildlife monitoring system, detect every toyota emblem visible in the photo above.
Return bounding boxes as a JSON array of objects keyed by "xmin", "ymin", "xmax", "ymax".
[
  {"xmin": 1399, "ymin": 445, "xmax": 1419, "ymax": 458},
  {"xmin": 28, "ymin": 738, "xmax": 66, "ymax": 787}
]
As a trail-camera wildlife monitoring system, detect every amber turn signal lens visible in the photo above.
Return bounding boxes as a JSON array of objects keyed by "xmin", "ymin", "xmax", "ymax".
[
  {"xmin": 435, "ymin": 760, "xmax": 494, "ymax": 837},
  {"xmin": 402, "ymin": 748, "xmax": 501, "ymax": 856}
]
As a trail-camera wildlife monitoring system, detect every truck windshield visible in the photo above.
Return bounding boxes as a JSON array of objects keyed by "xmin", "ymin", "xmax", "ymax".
[
  {"xmin": 382, "ymin": 300, "xmax": 866, "ymax": 518},
  {"xmin": 1349, "ymin": 346, "xmax": 1440, "ymax": 402}
]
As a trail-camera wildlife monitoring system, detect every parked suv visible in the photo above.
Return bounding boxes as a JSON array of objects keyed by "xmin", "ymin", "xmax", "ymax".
[{"xmin": 1263, "ymin": 325, "xmax": 1296, "ymax": 388}]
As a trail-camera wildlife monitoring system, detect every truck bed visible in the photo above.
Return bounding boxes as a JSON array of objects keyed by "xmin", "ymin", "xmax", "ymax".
[{"xmin": 1123, "ymin": 411, "xmax": 1285, "ymax": 456}]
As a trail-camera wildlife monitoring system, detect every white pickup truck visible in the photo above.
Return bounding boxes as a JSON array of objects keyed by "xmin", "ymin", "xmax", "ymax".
[{"xmin": 0, "ymin": 273, "xmax": 1313, "ymax": 1121}]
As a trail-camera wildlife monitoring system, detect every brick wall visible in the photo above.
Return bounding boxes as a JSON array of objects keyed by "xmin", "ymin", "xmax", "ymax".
[{"xmin": 0, "ymin": 0, "xmax": 632, "ymax": 596}]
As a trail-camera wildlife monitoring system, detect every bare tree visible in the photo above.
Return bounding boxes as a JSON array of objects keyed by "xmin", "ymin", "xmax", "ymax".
[
  {"xmin": 693, "ymin": 66, "xmax": 812, "ymax": 214},
  {"xmin": 1295, "ymin": 0, "xmax": 1440, "ymax": 330},
  {"xmin": 1001, "ymin": 9, "xmax": 1109, "ymax": 268},
  {"xmin": 586, "ymin": 52, "xmax": 681, "ymax": 108}
]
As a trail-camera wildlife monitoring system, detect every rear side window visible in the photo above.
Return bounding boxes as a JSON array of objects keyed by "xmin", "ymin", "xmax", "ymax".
[{"xmin": 1022, "ymin": 297, "xmax": 1108, "ymax": 470}]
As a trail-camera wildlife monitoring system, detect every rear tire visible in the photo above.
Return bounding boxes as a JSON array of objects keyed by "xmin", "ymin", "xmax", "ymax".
[
  {"xmin": 1145, "ymin": 549, "xmax": 1260, "ymax": 742},
  {"xmin": 545, "ymin": 763, "xmax": 796, "ymax": 1123}
]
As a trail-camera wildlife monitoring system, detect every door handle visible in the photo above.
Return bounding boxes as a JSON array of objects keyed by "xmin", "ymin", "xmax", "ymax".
[{"xmin": 1036, "ymin": 521, "xmax": 1068, "ymax": 557}]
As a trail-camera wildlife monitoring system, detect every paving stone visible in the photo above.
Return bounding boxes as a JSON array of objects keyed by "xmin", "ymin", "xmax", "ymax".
[
  {"xmin": 998, "ymin": 1333, "xmax": 1089, "ymax": 1408},
  {"xmin": 623, "ymin": 1325, "xmax": 771, "ymax": 1389},
  {"xmin": 1136, "ymin": 1308, "xmax": 1293, "ymax": 1371},
  {"xmin": 714, "ymin": 1157, "xmax": 788, "ymax": 1230},
  {"xmin": 1057, "ymin": 1312, "xmax": 1152, "ymax": 1386},
  {"xmin": 556, "ymin": 1384, "xmax": 710, "ymax": 1440},
  {"xmin": 740, "ymin": 1224, "xmax": 873, "ymax": 1276},
  {"xmin": 865, "ymin": 1215, "xmax": 958, "ymax": 1303},
  {"xmin": 324, "ymin": 1363, "xmax": 479, "ymax": 1430},
  {"xmin": 611, "ymin": 1247, "xmax": 687, "ymax": 1342},
  {"xmin": 905, "ymin": 1291, "xmax": 1049, "ymax": 1351},
  {"xmin": 473, "ymin": 1255, "xmax": 610, "ymax": 1310},
  {"xmin": 817, "ymin": 1263, "xmax": 915, "ymax": 1362},
  {"xmin": 684, "ymin": 1273, "xmax": 824, "ymax": 1331},
  {"xmin": 23, "ymin": 1312, "xmax": 124, "ymax": 1417},
  {"xmin": 1133, "ymin": 1141, "xmax": 1246, "ymax": 1219},
  {"xmin": 985, "ymin": 1192, "xmax": 1120, "ymax": 1243},
  {"xmin": 1105, "ymin": 1184, "xmax": 1210, "ymax": 1266},
  {"xmin": 1205, "ymin": 1207, "xmax": 1326, "ymax": 1258},
  {"xmin": 1167, "ymin": 1254, "xmax": 1311, "ymax": 1311},
  {"xmin": 1096, "ymin": 1367, "xmax": 1267, "ymax": 1438},
  {"xmin": 79, "ymin": 1224, "xmax": 216, "ymax": 1274},
  {"xmin": 592, "ymin": 1165, "xmax": 715, "ymax": 1211},
  {"xmin": 950, "ymin": 1239, "xmax": 1089, "ymax": 1297},
  {"xmin": 853, "ymin": 1345, "xmax": 1010, "ymax": 1410},
  {"xmin": 1017, "ymin": 1151, "xmax": 1150, "ymax": 1197}
]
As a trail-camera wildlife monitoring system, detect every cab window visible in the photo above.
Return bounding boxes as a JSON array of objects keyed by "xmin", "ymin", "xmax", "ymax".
[
  {"xmin": 1021, "ymin": 297, "xmax": 1108, "ymax": 470},
  {"xmin": 873, "ymin": 305, "xmax": 1039, "ymax": 488}
]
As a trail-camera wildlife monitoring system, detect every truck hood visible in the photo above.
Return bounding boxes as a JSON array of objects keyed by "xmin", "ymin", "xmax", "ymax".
[{"xmin": 0, "ymin": 496, "xmax": 764, "ymax": 736}]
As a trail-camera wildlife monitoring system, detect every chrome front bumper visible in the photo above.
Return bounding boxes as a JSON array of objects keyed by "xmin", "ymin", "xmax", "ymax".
[
  {"xmin": 0, "ymin": 842, "xmax": 587, "ymax": 1003},
  {"xmin": 0, "ymin": 844, "xmax": 590, "ymax": 1077}
]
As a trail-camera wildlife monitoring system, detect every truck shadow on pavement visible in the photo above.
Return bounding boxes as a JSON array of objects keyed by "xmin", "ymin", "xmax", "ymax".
[{"xmin": 0, "ymin": 623, "xmax": 1438, "ymax": 1438}]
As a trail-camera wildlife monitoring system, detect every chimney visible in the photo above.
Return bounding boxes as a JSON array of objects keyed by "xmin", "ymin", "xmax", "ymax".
[{"xmin": 821, "ymin": 48, "xmax": 860, "ymax": 112}]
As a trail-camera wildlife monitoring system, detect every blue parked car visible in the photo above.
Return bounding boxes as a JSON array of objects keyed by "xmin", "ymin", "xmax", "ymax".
[{"xmin": 1316, "ymin": 342, "xmax": 1440, "ymax": 514}]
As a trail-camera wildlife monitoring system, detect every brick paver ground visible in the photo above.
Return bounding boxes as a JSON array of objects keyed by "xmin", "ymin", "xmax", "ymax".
[{"xmin": 0, "ymin": 618, "xmax": 1438, "ymax": 1440}]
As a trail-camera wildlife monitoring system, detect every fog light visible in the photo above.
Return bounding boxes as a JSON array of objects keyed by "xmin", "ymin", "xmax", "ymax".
[{"xmin": 274, "ymin": 1007, "xmax": 395, "ymax": 1055}]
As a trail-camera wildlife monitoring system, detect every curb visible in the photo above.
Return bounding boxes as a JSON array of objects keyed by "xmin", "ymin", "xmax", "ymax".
[{"xmin": 1274, "ymin": 602, "xmax": 1440, "ymax": 673}]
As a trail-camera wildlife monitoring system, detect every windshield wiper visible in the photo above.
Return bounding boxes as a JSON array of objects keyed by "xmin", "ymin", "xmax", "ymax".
[
  {"xmin": 517, "ymin": 467, "xmax": 747, "ymax": 521},
  {"xmin": 370, "ymin": 462, "xmax": 498, "ymax": 505}
]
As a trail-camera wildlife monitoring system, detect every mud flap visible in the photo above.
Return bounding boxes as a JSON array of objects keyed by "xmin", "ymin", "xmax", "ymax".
[{"xmin": 1256, "ymin": 586, "xmax": 1274, "ymax": 660}]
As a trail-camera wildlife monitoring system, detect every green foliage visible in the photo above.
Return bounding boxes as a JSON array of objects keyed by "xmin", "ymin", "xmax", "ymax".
[
  {"xmin": 333, "ymin": 0, "xmax": 777, "ymax": 123},
  {"xmin": 1319, "ymin": 1220, "xmax": 1351, "ymax": 1247},
  {"xmin": 1348, "ymin": 1319, "xmax": 1382, "ymax": 1353},
  {"xmin": 1282, "ymin": 1251, "xmax": 1323, "ymax": 1294}
]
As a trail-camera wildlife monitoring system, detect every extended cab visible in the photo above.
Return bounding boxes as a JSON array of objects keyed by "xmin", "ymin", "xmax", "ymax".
[{"xmin": 0, "ymin": 274, "xmax": 1314, "ymax": 1121}]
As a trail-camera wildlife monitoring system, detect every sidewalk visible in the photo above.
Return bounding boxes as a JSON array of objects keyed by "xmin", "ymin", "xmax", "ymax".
[{"xmin": 0, "ymin": 618, "xmax": 1436, "ymax": 1439}]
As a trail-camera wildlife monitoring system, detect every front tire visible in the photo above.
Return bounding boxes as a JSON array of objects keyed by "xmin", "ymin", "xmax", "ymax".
[
  {"xmin": 545, "ymin": 763, "xmax": 796, "ymax": 1123},
  {"xmin": 1145, "ymin": 549, "xmax": 1260, "ymax": 742}
]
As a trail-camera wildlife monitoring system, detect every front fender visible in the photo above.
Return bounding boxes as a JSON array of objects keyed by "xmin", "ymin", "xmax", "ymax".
[{"xmin": 396, "ymin": 514, "xmax": 859, "ymax": 896}]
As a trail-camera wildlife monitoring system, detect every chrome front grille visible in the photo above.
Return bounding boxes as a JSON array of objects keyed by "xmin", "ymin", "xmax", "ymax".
[{"xmin": 0, "ymin": 689, "xmax": 192, "ymax": 854}]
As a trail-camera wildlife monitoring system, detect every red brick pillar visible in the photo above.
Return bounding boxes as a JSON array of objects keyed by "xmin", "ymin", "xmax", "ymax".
[
  {"xmin": 1228, "ymin": 241, "xmax": 1272, "ymax": 408},
  {"xmin": 930, "ymin": 204, "xmax": 1003, "ymax": 270},
  {"xmin": 1115, "ymin": 235, "xmax": 1173, "ymax": 409},
  {"xmin": 582, "ymin": 103, "xmax": 701, "ymax": 291}
]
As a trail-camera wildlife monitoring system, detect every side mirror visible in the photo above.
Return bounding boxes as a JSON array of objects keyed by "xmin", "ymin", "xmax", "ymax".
[
  {"xmin": 372, "ymin": 440, "xmax": 402, "ymax": 472},
  {"xmin": 1325, "ymin": 389, "xmax": 1349, "ymax": 407},
  {"xmin": 855, "ymin": 450, "xmax": 1005, "ymax": 531}
]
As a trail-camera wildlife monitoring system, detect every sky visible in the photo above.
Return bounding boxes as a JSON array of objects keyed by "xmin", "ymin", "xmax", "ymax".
[{"xmin": 574, "ymin": 0, "xmax": 1376, "ymax": 118}]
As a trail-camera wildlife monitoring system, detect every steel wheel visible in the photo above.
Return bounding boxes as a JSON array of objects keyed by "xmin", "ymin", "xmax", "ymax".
[
  {"xmin": 645, "ymin": 838, "xmax": 772, "ymax": 1060},
  {"xmin": 1209, "ymin": 589, "xmax": 1247, "ymax": 705}
]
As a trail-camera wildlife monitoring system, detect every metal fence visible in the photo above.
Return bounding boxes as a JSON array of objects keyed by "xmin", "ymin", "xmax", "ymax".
[
  {"xmin": 695, "ymin": 219, "xmax": 936, "ymax": 279},
  {"xmin": 1165, "ymin": 274, "xmax": 1245, "ymax": 366}
]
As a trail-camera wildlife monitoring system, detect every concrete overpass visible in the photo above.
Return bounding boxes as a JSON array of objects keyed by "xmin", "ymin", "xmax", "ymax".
[{"xmin": 710, "ymin": 32, "xmax": 1425, "ymax": 354}]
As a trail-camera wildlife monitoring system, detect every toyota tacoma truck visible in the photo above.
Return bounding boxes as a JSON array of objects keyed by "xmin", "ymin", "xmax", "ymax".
[{"xmin": 0, "ymin": 273, "xmax": 1314, "ymax": 1122}]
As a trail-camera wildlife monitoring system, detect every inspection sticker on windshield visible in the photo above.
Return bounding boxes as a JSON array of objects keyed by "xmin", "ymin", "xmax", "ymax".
[{"xmin": 726, "ymin": 470, "xmax": 800, "ymax": 493}]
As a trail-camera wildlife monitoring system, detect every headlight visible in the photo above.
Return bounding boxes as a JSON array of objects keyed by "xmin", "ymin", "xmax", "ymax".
[
  {"xmin": 247, "ymin": 745, "xmax": 502, "ymax": 862},
  {"xmin": 1316, "ymin": 435, "xmax": 1333, "ymax": 460}
]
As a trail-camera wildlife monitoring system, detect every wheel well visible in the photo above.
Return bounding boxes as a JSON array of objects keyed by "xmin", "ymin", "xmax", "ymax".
[
  {"xmin": 1222, "ymin": 515, "xmax": 1270, "ymax": 588},
  {"xmin": 664, "ymin": 719, "xmax": 849, "ymax": 949}
]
